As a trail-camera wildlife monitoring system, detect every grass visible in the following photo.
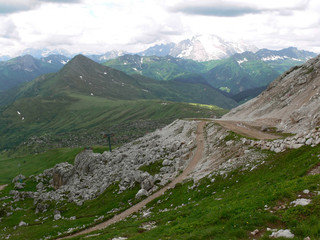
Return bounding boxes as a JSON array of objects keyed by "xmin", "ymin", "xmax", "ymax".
[
  {"xmin": 1, "ymin": 130, "xmax": 319, "ymax": 239},
  {"xmin": 139, "ymin": 160, "xmax": 164, "ymax": 176},
  {"xmin": 65, "ymin": 144, "xmax": 320, "ymax": 240},
  {"xmin": 0, "ymin": 145, "xmax": 113, "ymax": 184},
  {"xmin": 0, "ymin": 148, "xmax": 83, "ymax": 184},
  {"xmin": 0, "ymin": 94, "xmax": 225, "ymax": 152},
  {"xmin": 0, "ymin": 182, "xmax": 141, "ymax": 240}
]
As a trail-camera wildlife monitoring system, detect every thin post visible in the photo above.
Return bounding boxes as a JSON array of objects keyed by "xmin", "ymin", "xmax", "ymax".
[
  {"xmin": 104, "ymin": 133, "xmax": 113, "ymax": 152},
  {"xmin": 108, "ymin": 135, "xmax": 112, "ymax": 152}
]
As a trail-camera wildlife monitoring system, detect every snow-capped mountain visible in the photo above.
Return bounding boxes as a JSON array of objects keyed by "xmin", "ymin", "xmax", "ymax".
[
  {"xmin": 22, "ymin": 48, "xmax": 73, "ymax": 59},
  {"xmin": 86, "ymin": 50, "xmax": 128, "ymax": 63},
  {"xmin": 41, "ymin": 54, "xmax": 70, "ymax": 65},
  {"xmin": 256, "ymin": 47, "xmax": 317, "ymax": 62},
  {"xmin": 138, "ymin": 35, "xmax": 258, "ymax": 61},
  {"xmin": 170, "ymin": 35, "xmax": 258, "ymax": 62},
  {"xmin": 138, "ymin": 43, "xmax": 176, "ymax": 57}
]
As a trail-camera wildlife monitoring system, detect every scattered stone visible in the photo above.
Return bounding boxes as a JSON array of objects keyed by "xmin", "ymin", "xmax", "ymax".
[
  {"xmin": 140, "ymin": 221, "xmax": 156, "ymax": 230},
  {"xmin": 54, "ymin": 211, "xmax": 62, "ymax": 221},
  {"xmin": 303, "ymin": 189, "xmax": 310, "ymax": 194},
  {"xmin": 136, "ymin": 189, "xmax": 148, "ymax": 199},
  {"xmin": 250, "ymin": 229, "xmax": 259, "ymax": 236},
  {"xmin": 36, "ymin": 182, "xmax": 44, "ymax": 191},
  {"xmin": 18, "ymin": 221, "xmax": 28, "ymax": 227},
  {"xmin": 84, "ymin": 233, "xmax": 101, "ymax": 238},
  {"xmin": 270, "ymin": 229, "xmax": 294, "ymax": 238},
  {"xmin": 291, "ymin": 198, "xmax": 311, "ymax": 206},
  {"xmin": 14, "ymin": 182, "xmax": 25, "ymax": 190}
]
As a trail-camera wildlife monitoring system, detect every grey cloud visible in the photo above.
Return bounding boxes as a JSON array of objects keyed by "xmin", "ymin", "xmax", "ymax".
[
  {"xmin": 39, "ymin": 0, "xmax": 81, "ymax": 3},
  {"xmin": 0, "ymin": 2, "xmax": 37, "ymax": 14},
  {"xmin": 170, "ymin": 0, "xmax": 311, "ymax": 17},
  {"xmin": 172, "ymin": 4, "xmax": 262, "ymax": 17},
  {"xmin": 0, "ymin": 0, "xmax": 82, "ymax": 15}
]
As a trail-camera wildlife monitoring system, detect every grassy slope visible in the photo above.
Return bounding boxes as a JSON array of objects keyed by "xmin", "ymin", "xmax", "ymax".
[
  {"xmin": 73, "ymin": 145, "xmax": 320, "ymax": 239},
  {"xmin": 0, "ymin": 93, "xmax": 227, "ymax": 151},
  {"xmin": 0, "ymin": 130, "xmax": 319, "ymax": 239},
  {"xmin": 0, "ymin": 55, "xmax": 234, "ymax": 155},
  {"xmin": 204, "ymin": 58, "xmax": 279, "ymax": 95},
  {"xmin": 104, "ymin": 55, "xmax": 206, "ymax": 81},
  {"xmin": 0, "ymin": 148, "xmax": 83, "ymax": 184}
]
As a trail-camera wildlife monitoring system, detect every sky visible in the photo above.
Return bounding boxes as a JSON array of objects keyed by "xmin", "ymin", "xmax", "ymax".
[{"xmin": 0, "ymin": 0, "xmax": 319, "ymax": 57}]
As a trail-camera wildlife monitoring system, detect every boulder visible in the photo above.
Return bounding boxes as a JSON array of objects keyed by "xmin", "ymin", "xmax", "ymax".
[
  {"xmin": 14, "ymin": 182, "xmax": 25, "ymax": 190},
  {"xmin": 54, "ymin": 210, "xmax": 62, "ymax": 220},
  {"xmin": 162, "ymin": 159, "xmax": 171, "ymax": 166},
  {"xmin": 305, "ymin": 138, "xmax": 313, "ymax": 145},
  {"xmin": 18, "ymin": 221, "xmax": 28, "ymax": 227},
  {"xmin": 36, "ymin": 182, "xmax": 44, "ymax": 191},
  {"xmin": 74, "ymin": 150, "xmax": 102, "ymax": 175},
  {"xmin": 141, "ymin": 177, "xmax": 154, "ymax": 191},
  {"xmin": 52, "ymin": 162, "xmax": 74, "ymax": 189},
  {"xmin": 270, "ymin": 229, "xmax": 294, "ymax": 238},
  {"xmin": 135, "ymin": 189, "xmax": 148, "ymax": 199}
]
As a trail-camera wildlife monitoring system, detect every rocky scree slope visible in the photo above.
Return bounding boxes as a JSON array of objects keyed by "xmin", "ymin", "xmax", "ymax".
[
  {"xmin": 26, "ymin": 120, "xmax": 198, "ymax": 210},
  {"xmin": 223, "ymin": 54, "xmax": 320, "ymax": 134}
]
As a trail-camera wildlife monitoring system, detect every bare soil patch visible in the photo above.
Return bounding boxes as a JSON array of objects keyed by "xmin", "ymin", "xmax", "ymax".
[{"xmin": 0, "ymin": 184, "xmax": 8, "ymax": 191}]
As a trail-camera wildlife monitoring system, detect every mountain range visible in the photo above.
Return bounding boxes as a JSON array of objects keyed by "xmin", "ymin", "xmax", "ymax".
[
  {"xmin": 0, "ymin": 34, "xmax": 317, "ymax": 104},
  {"xmin": 104, "ymin": 47, "xmax": 317, "ymax": 98},
  {"xmin": 1, "ymin": 50, "xmax": 320, "ymax": 240},
  {"xmin": 0, "ymin": 54, "xmax": 235, "ymax": 151}
]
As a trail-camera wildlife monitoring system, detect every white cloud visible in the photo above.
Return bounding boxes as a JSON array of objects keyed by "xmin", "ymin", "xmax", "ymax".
[{"xmin": 0, "ymin": 0, "xmax": 320, "ymax": 57}]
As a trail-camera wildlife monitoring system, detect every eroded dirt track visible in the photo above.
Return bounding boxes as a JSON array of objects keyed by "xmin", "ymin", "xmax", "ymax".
[
  {"xmin": 58, "ymin": 121, "xmax": 206, "ymax": 239},
  {"xmin": 215, "ymin": 120, "xmax": 280, "ymax": 140}
]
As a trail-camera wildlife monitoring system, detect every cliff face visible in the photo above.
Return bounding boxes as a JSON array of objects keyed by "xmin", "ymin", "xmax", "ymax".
[{"xmin": 223, "ymin": 55, "xmax": 320, "ymax": 134}]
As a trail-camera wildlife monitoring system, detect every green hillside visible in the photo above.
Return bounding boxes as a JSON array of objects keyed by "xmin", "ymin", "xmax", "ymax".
[
  {"xmin": 104, "ymin": 54, "xmax": 206, "ymax": 81},
  {"xmin": 204, "ymin": 53, "xmax": 279, "ymax": 94},
  {"xmin": 0, "ymin": 55, "xmax": 232, "ymax": 151}
]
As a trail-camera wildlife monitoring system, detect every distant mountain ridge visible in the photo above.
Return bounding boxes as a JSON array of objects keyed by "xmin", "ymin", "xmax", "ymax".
[
  {"xmin": 0, "ymin": 44, "xmax": 317, "ymax": 100},
  {"xmin": 0, "ymin": 54, "xmax": 69, "ymax": 91},
  {"xmin": 104, "ymin": 47, "xmax": 316, "ymax": 98}
]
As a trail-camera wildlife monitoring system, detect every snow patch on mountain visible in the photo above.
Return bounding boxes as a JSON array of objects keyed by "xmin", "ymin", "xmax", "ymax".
[
  {"xmin": 237, "ymin": 58, "xmax": 248, "ymax": 65},
  {"xmin": 170, "ymin": 35, "xmax": 258, "ymax": 62}
]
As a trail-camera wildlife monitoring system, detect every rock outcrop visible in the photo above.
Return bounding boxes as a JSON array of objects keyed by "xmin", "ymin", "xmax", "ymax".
[
  {"xmin": 223, "ymin": 55, "xmax": 320, "ymax": 134},
  {"xmin": 33, "ymin": 120, "xmax": 198, "ymax": 206}
]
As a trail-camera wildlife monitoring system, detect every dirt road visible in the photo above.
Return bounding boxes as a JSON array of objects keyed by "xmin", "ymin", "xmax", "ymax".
[
  {"xmin": 215, "ymin": 119, "xmax": 280, "ymax": 140},
  {"xmin": 58, "ymin": 121, "xmax": 206, "ymax": 239}
]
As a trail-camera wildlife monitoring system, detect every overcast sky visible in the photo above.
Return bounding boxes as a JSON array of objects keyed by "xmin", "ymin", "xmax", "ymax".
[{"xmin": 0, "ymin": 0, "xmax": 319, "ymax": 57}]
